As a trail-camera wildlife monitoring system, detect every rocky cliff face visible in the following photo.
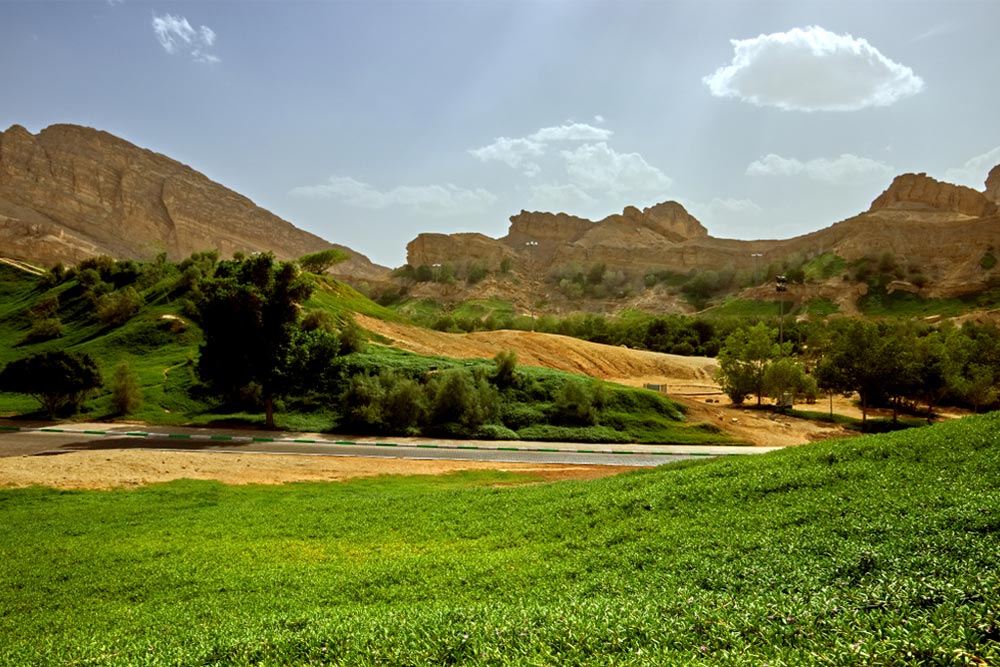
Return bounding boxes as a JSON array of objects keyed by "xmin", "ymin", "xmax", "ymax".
[
  {"xmin": 986, "ymin": 165, "xmax": 1000, "ymax": 206},
  {"xmin": 406, "ymin": 232, "xmax": 516, "ymax": 272},
  {"xmin": 399, "ymin": 164, "xmax": 1000, "ymax": 306},
  {"xmin": 868, "ymin": 172, "xmax": 997, "ymax": 218},
  {"xmin": 0, "ymin": 124, "xmax": 387, "ymax": 281}
]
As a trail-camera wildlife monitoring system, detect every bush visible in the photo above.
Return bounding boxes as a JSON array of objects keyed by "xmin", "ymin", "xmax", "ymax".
[
  {"xmin": 96, "ymin": 287, "xmax": 144, "ymax": 327},
  {"xmin": 428, "ymin": 369, "xmax": 499, "ymax": 435},
  {"xmin": 499, "ymin": 403, "xmax": 546, "ymax": 430},
  {"xmin": 110, "ymin": 361, "xmax": 143, "ymax": 415},
  {"xmin": 24, "ymin": 318, "xmax": 64, "ymax": 343},
  {"xmin": 550, "ymin": 379, "xmax": 604, "ymax": 426}
]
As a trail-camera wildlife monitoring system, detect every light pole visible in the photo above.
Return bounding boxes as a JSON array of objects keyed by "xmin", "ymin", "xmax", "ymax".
[
  {"xmin": 751, "ymin": 252, "xmax": 763, "ymax": 285},
  {"xmin": 525, "ymin": 241, "xmax": 539, "ymax": 331},
  {"xmin": 776, "ymin": 274, "xmax": 788, "ymax": 349}
]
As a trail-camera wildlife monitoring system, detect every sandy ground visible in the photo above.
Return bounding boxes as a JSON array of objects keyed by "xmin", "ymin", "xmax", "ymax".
[
  {"xmin": 357, "ymin": 315, "xmax": 855, "ymax": 447},
  {"xmin": 0, "ymin": 449, "xmax": 633, "ymax": 490}
]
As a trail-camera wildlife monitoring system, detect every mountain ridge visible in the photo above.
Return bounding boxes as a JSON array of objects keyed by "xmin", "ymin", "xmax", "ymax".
[{"xmin": 0, "ymin": 123, "xmax": 388, "ymax": 282}]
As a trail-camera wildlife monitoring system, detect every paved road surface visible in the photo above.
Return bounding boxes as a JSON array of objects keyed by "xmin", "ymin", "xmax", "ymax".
[{"xmin": 0, "ymin": 420, "xmax": 780, "ymax": 467}]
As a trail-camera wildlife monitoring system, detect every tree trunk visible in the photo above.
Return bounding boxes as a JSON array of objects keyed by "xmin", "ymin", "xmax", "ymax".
[{"xmin": 264, "ymin": 394, "xmax": 275, "ymax": 429}]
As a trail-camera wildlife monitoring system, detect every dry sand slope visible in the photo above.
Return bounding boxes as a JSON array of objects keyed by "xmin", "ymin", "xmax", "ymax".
[{"xmin": 356, "ymin": 316, "xmax": 852, "ymax": 447}]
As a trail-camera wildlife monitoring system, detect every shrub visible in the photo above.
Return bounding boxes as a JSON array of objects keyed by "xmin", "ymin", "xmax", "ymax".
[
  {"xmin": 491, "ymin": 350, "xmax": 519, "ymax": 389},
  {"xmin": 96, "ymin": 287, "xmax": 144, "ymax": 327},
  {"xmin": 24, "ymin": 318, "xmax": 64, "ymax": 343},
  {"xmin": 110, "ymin": 361, "xmax": 143, "ymax": 415},
  {"xmin": 550, "ymin": 379, "xmax": 604, "ymax": 426},
  {"xmin": 466, "ymin": 262, "xmax": 489, "ymax": 285},
  {"xmin": 428, "ymin": 369, "xmax": 498, "ymax": 435}
]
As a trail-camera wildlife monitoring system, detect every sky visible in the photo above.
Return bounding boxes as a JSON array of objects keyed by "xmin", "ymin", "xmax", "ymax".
[{"xmin": 2, "ymin": 0, "xmax": 999, "ymax": 268}]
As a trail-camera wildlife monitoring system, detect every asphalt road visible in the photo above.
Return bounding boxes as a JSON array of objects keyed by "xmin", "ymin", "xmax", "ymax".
[{"xmin": 0, "ymin": 421, "xmax": 779, "ymax": 467}]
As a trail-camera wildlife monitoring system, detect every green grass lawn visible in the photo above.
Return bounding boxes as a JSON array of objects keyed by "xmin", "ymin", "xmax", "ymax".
[{"xmin": 1, "ymin": 413, "xmax": 998, "ymax": 665}]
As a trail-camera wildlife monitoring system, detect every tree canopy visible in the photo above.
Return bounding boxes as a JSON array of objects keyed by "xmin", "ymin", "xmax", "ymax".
[
  {"xmin": 195, "ymin": 253, "xmax": 327, "ymax": 428},
  {"xmin": 0, "ymin": 351, "xmax": 102, "ymax": 418}
]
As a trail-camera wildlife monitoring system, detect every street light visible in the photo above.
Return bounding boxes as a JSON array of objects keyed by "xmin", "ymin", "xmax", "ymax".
[
  {"xmin": 776, "ymin": 275, "xmax": 788, "ymax": 349},
  {"xmin": 751, "ymin": 252, "xmax": 763, "ymax": 284},
  {"xmin": 525, "ymin": 241, "xmax": 539, "ymax": 331}
]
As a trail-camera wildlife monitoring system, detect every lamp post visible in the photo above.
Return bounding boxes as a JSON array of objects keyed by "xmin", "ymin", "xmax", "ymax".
[
  {"xmin": 751, "ymin": 252, "xmax": 763, "ymax": 285},
  {"xmin": 776, "ymin": 275, "xmax": 788, "ymax": 349},
  {"xmin": 525, "ymin": 241, "xmax": 539, "ymax": 331}
]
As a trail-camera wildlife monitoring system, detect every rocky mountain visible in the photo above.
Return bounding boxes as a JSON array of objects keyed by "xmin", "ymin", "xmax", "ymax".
[
  {"xmin": 401, "ymin": 166, "xmax": 1000, "ymax": 306},
  {"xmin": 0, "ymin": 124, "xmax": 388, "ymax": 282}
]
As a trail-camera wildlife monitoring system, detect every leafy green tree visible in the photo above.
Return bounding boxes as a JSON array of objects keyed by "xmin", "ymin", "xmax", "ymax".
[
  {"xmin": 195, "ymin": 253, "xmax": 314, "ymax": 428},
  {"xmin": 0, "ymin": 351, "xmax": 102, "ymax": 418},
  {"xmin": 763, "ymin": 357, "xmax": 811, "ymax": 408},
  {"xmin": 816, "ymin": 320, "xmax": 915, "ymax": 426},
  {"xmin": 298, "ymin": 248, "xmax": 349, "ymax": 274},
  {"xmin": 716, "ymin": 323, "xmax": 782, "ymax": 405}
]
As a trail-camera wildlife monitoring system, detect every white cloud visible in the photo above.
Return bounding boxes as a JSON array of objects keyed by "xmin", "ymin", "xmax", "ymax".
[
  {"xmin": 746, "ymin": 153, "xmax": 894, "ymax": 184},
  {"xmin": 469, "ymin": 122, "xmax": 612, "ymax": 176},
  {"xmin": 943, "ymin": 146, "xmax": 1000, "ymax": 189},
  {"xmin": 561, "ymin": 142, "xmax": 673, "ymax": 195},
  {"xmin": 290, "ymin": 176, "xmax": 497, "ymax": 215},
  {"xmin": 468, "ymin": 137, "xmax": 544, "ymax": 175},
  {"xmin": 594, "ymin": 115, "xmax": 605, "ymax": 124},
  {"xmin": 528, "ymin": 123, "xmax": 612, "ymax": 143},
  {"xmin": 704, "ymin": 25, "xmax": 924, "ymax": 111},
  {"xmin": 152, "ymin": 13, "xmax": 220, "ymax": 63}
]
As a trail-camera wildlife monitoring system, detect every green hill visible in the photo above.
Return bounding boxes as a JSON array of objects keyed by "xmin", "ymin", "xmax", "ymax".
[
  {"xmin": 0, "ymin": 257, "xmax": 721, "ymax": 444},
  {"xmin": 0, "ymin": 413, "xmax": 997, "ymax": 665}
]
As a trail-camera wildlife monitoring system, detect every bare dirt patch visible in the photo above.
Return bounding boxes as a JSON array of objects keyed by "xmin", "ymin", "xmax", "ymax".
[
  {"xmin": 356, "ymin": 315, "xmax": 855, "ymax": 446},
  {"xmin": 0, "ymin": 449, "xmax": 633, "ymax": 491}
]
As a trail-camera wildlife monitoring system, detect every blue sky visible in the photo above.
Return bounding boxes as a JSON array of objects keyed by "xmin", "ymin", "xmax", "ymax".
[{"xmin": 2, "ymin": 0, "xmax": 999, "ymax": 267}]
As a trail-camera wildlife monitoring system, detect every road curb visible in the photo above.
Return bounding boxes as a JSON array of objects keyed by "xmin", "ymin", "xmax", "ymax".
[{"xmin": 3, "ymin": 425, "xmax": 730, "ymax": 457}]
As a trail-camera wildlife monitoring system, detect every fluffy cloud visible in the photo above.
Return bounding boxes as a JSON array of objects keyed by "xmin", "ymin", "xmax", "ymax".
[
  {"xmin": 152, "ymin": 13, "xmax": 220, "ymax": 63},
  {"xmin": 468, "ymin": 137, "xmax": 544, "ymax": 176},
  {"xmin": 290, "ymin": 176, "xmax": 497, "ymax": 215},
  {"xmin": 704, "ymin": 26, "xmax": 923, "ymax": 111},
  {"xmin": 562, "ymin": 142, "xmax": 673, "ymax": 195},
  {"xmin": 528, "ymin": 123, "xmax": 612, "ymax": 143},
  {"xmin": 943, "ymin": 146, "xmax": 1000, "ymax": 189},
  {"xmin": 469, "ymin": 123, "xmax": 611, "ymax": 176},
  {"xmin": 746, "ymin": 153, "xmax": 894, "ymax": 184}
]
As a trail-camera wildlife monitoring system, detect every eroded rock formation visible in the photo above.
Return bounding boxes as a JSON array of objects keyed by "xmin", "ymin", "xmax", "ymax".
[
  {"xmin": 986, "ymin": 165, "xmax": 1000, "ymax": 206},
  {"xmin": 0, "ymin": 124, "xmax": 387, "ymax": 281},
  {"xmin": 868, "ymin": 172, "xmax": 997, "ymax": 218}
]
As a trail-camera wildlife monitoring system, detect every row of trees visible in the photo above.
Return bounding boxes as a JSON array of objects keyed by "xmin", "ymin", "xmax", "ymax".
[
  {"xmin": 0, "ymin": 352, "xmax": 141, "ymax": 418},
  {"xmin": 716, "ymin": 319, "xmax": 1000, "ymax": 422}
]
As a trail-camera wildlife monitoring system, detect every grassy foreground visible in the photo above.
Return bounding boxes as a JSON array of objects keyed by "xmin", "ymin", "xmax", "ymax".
[{"xmin": 2, "ymin": 414, "xmax": 999, "ymax": 665}]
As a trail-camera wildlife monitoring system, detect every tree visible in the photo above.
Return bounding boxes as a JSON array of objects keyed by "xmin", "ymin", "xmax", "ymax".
[
  {"xmin": 110, "ymin": 361, "xmax": 143, "ymax": 415},
  {"xmin": 298, "ymin": 248, "xmax": 349, "ymax": 274},
  {"xmin": 763, "ymin": 357, "xmax": 813, "ymax": 409},
  {"xmin": 716, "ymin": 323, "xmax": 782, "ymax": 405},
  {"xmin": 816, "ymin": 320, "xmax": 913, "ymax": 427},
  {"xmin": 195, "ymin": 253, "xmax": 314, "ymax": 428},
  {"xmin": 0, "ymin": 351, "xmax": 102, "ymax": 418}
]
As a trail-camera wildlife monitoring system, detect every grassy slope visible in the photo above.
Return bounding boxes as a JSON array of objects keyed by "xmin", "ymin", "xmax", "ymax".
[
  {"xmin": 0, "ymin": 265, "xmax": 718, "ymax": 443},
  {"xmin": 1, "ymin": 414, "xmax": 998, "ymax": 666}
]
